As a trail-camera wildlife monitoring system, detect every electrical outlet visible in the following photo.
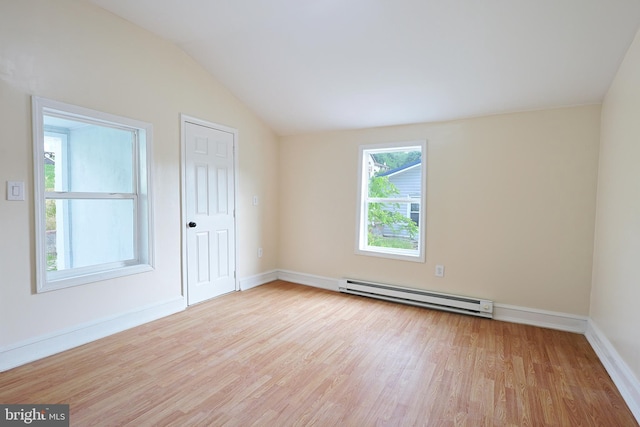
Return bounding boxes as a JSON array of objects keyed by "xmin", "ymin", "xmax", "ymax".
[
  {"xmin": 435, "ymin": 264, "xmax": 445, "ymax": 278},
  {"xmin": 257, "ymin": 247, "xmax": 263, "ymax": 258}
]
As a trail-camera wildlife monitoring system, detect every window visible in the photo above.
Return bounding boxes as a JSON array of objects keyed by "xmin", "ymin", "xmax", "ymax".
[
  {"xmin": 409, "ymin": 202, "xmax": 420, "ymax": 225},
  {"xmin": 356, "ymin": 141, "xmax": 427, "ymax": 261},
  {"xmin": 33, "ymin": 97, "xmax": 154, "ymax": 291}
]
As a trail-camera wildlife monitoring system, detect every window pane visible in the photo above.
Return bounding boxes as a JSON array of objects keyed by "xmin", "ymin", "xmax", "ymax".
[
  {"xmin": 368, "ymin": 149, "xmax": 421, "ymax": 183},
  {"xmin": 44, "ymin": 133, "xmax": 65, "ymax": 191},
  {"xmin": 410, "ymin": 202, "xmax": 420, "ymax": 225},
  {"xmin": 43, "ymin": 114, "xmax": 134, "ymax": 193},
  {"xmin": 46, "ymin": 199, "xmax": 135, "ymax": 271},
  {"xmin": 366, "ymin": 201, "xmax": 419, "ymax": 250}
]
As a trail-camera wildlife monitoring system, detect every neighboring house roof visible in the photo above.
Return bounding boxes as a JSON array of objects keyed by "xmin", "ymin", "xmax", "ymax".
[
  {"xmin": 44, "ymin": 152, "xmax": 55, "ymax": 165},
  {"xmin": 378, "ymin": 160, "xmax": 421, "ymax": 177}
]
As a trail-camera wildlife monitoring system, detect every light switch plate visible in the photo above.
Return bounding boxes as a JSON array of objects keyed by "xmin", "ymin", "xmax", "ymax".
[{"xmin": 7, "ymin": 181, "xmax": 25, "ymax": 201}]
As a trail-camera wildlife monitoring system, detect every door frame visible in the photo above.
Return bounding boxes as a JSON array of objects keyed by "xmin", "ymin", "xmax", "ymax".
[{"xmin": 180, "ymin": 114, "xmax": 239, "ymax": 303}]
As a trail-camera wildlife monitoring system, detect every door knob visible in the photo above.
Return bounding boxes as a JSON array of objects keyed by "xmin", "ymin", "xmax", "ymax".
[{"xmin": 188, "ymin": 222, "xmax": 197, "ymax": 228}]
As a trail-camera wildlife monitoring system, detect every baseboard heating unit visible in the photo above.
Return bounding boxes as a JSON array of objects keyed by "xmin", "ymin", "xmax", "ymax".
[{"xmin": 339, "ymin": 279, "xmax": 493, "ymax": 319}]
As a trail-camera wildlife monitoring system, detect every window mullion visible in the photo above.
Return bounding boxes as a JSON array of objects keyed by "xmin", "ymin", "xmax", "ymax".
[
  {"xmin": 45, "ymin": 192, "xmax": 136, "ymax": 200},
  {"xmin": 368, "ymin": 197, "xmax": 415, "ymax": 204}
]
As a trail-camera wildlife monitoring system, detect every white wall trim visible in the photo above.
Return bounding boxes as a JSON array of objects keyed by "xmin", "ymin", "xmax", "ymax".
[
  {"xmin": 585, "ymin": 319, "xmax": 640, "ymax": 423},
  {"xmin": 493, "ymin": 303, "xmax": 588, "ymax": 333},
  {"xmin": 278, "ymin": 271, "xmax": 640, "ymax": 415},
  {"xmin": 0, "ymin": 297, "xmax": 185, "ymax": 372},
  {"xmin": 274, "ymin": 271, "xmax": 589, "ymax": 332},
  {"xmin": 277, "ymin": 270, "xmax": 340, "ymax": 291},
  {"xmin": 5, "ymin": 271, "xmax": 636, "ymax": 422},
  {"xmin": 239, "ymin": 270, "xmax": 278, "ymax": 291}
]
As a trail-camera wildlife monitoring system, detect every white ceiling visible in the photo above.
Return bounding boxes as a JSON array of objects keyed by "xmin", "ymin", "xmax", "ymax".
[{"xmin": 90, "ymin": 0, "xmax": 640, "ymax": 136}]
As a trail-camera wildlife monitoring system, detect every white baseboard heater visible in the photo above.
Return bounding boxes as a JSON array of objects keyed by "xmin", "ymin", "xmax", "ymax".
[{"xmin": 339, "ymin": 279, "xmax": 494, "ymax": 319}]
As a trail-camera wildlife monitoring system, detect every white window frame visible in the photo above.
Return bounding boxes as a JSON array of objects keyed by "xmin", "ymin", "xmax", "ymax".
[
  {"xmin": 355, "ymin": 140, "xmax": 427, "ymax": 262},
  {"xmin": 32, "ymin": 96, "xmax": 154, "ymax": 292}
]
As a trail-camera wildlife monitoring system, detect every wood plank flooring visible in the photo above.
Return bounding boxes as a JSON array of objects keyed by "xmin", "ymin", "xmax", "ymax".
[{"xmin": 0, "ymin": 281, "xmax": 637, "ymax": 426}]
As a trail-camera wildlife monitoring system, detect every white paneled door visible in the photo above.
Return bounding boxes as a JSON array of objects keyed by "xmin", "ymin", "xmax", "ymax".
[{"xmin": 184, "ymin": 121, "xmax": 236, "ymax": 305}]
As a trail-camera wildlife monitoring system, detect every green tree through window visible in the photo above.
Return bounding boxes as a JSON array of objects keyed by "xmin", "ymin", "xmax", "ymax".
[{"xmin": 368, "ymin": 175, "xmax": 418, "ymax": 249}]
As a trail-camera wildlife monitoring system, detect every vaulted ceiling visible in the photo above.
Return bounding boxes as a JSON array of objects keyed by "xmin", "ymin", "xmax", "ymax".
[{"xmin": 90, "ymin": 0, "xmax": 640, "ymax": 135}]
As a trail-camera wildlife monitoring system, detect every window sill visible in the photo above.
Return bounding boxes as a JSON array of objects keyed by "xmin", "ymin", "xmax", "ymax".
[
  {"xmin": 38, "ymin": 263, "xmax": 154, "ymax": 293},
  {"xmin": 355, "ymin": 247, "xmax": 425, "ymax": 263}
]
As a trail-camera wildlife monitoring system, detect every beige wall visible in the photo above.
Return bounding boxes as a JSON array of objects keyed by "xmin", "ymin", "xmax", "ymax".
[
  {"xmin": 279, "ymin": 106, "xmax": 600, "ymax": 315},
  {"xmin": 591, "ymin": 27, "xmax": 640, "ymax": 381},
  {"xmin": 0, "ymin": 0, "xmax": 278, "ymax": 347}
]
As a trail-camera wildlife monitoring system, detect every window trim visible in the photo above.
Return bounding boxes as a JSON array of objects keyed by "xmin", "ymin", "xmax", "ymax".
[
  {"xmin": 355, "ymin": 140, "xmax": 427, "ymax": 263},
  {"xmin": 32, "ymin": 96, "xmax": 154, "ymax": 292}
]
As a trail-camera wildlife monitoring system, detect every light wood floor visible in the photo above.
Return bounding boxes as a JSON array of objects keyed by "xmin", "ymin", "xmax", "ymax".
[{"xmin": 1, "ymin": 281, "xmax": 636, "ymax": 426}]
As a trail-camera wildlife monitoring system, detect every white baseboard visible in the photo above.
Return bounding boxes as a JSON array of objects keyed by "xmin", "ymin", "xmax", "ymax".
[
  {"xmin": 585, "ymin": 319, "xmax": 640, "ymax": 423},
  {"xmin": 239, "ymin": 270, "xmax": 279, "ymax": 291},
  {"xmin": 280, "ymin": 271, "xmax": 640, "ymax": 417},
  {"xmin": 0, "ymin": 296, "xmax": 186, "ymax": 372},
  {"xmin": 279, "ymin": 271, "xmax": 640, "ymax": 423},
  {"xmin": 275, "ymin": 271, "xmax": 588, "ymax": 333},
  {"xmin": 493, "ymin": 303, "xmax": 588, "ymax": 333},
  {"xmin": 277, "ymin": 270, "xmax": 340, "ymax": 291},
  {"xmin": 5, "ymin": 271, "xmax": 636, "ymax": 423}
]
